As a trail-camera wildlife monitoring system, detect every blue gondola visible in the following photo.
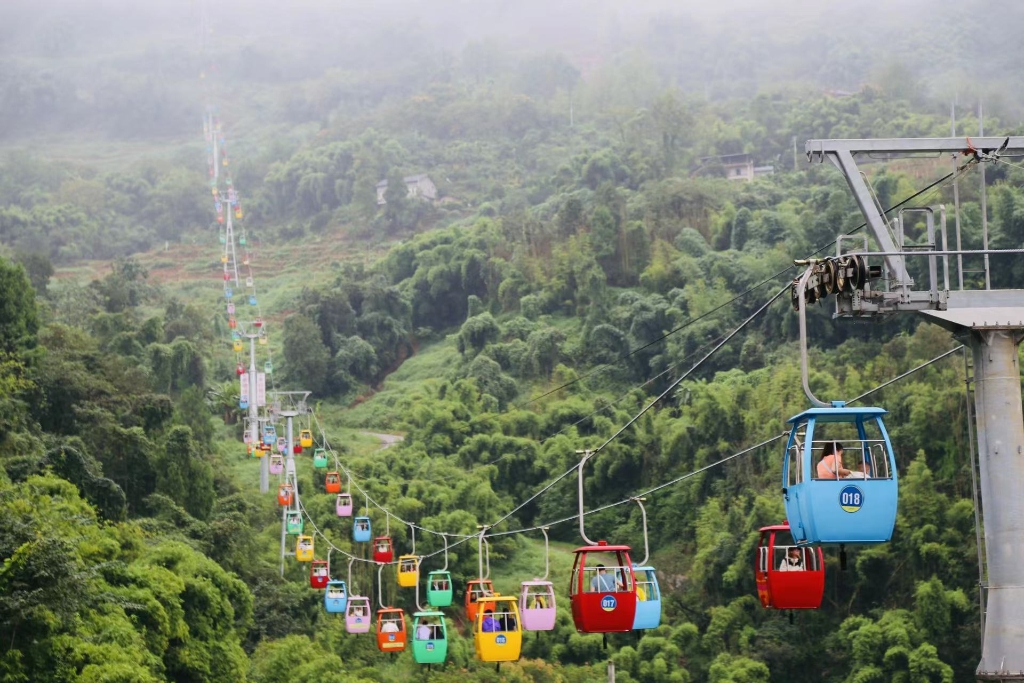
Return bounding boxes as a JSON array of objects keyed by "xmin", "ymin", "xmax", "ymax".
[
  {"xmin": 353, "ymin": 516, "xmax": 372, "ymax": 543},
  {"xmin": 262, "ymin": 424, "xmax": 277, "ymax": 446},
  {"xmin": 239, "ymin": 399, "xmax": 249, "ymax": 410},
  {"xmin": 225, "ymin": 287, "xmax": 233, "ymax": 299},
  {"xmin": 782, "ymin": 402, "xmax": 898, "ymax": 545},
  {"xmin": 248, "ymin": 295, "xmax": 257, "ymax": 306},
  {"xmin": 632, "ymin": 565, "xmax": 662, "ymax": 630},
  {"xmin": 325, "ymin": 580, "xmax": 348, "ymax": 613}
]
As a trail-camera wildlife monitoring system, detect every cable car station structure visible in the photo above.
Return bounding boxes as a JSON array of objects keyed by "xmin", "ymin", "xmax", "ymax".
[{"xmin": 802, "ymin": 136, "xmax": 1024, "ymax": 681}]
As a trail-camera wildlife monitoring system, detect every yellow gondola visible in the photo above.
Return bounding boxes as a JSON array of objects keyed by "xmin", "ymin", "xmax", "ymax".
[
  {"xmin": 397, "ymin": 555, "xmax": 419, "ymax": 588},
  {"xmin": 299, "ymin": 429, "xmax": 313, "ymax": 448},
  {"xmin": 474, "ymin": 595, "xmax": 522, "ymax": 664},
  {"xmin": 296, "ymin": 535, "xmax": 314, "ymax": 562}
]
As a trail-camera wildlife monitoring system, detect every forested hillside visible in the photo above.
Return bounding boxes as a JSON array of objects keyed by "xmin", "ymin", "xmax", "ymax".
[{"xmin": 2, "ymin": 1, "xmax": 1023, "ymax": 681}]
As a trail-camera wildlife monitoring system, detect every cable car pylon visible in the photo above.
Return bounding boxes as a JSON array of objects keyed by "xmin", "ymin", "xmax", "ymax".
[{"xmin": 804, "ymin": 134, "xmax": 1024, "ymax": 676}]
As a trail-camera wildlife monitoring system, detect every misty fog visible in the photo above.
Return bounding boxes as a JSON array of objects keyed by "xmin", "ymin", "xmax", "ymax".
[{"xmin": 1, "ymin": 0, "xmax": 1022, "ymax": 147}]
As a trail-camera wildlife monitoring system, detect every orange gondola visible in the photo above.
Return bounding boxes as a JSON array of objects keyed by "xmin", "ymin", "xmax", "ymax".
[{"xmin": 376, "ymin": 608, "xmax": 407, "ymax": 653}]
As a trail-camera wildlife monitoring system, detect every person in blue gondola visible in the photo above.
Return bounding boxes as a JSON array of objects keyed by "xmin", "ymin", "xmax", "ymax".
[
  {"xmin": 816, "ymin": 442, "xmax": 852, "ymax": 479},
  {"xmin": 777, "ymin": 547, "xmax": 804, "ymax": 571},
  {"xmin": 482, "ymin": 609, "xmax": 500, "ymax": 632},
  {"xmin": 590, "ymin": 564, "xmax": 620, "ymax": 592}
]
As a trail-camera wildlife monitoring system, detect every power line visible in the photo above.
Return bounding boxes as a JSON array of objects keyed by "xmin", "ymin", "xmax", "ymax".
[
  {"xmin": 489, "ymin": 344, "xmax": 967, "ymax": 538},
  {"xmin": 483, "ymin": 285, "xmax": 788, "ymax": 535},
  {"xmin": 300, "ymin": 344, "xmax": 965, "ymax": 564}
]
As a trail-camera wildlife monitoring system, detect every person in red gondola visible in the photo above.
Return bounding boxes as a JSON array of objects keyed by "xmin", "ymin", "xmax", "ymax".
[
  {"xmin": 816, "ymin": 442, "xmax": 851, "ymax": 479},
  {"xmin": 590, "ymin": 565, "xmax": 620, "ymax": 592},
  {"xmin": 777, "ymin": 547, "xmax": 805, "ymax": 571}
]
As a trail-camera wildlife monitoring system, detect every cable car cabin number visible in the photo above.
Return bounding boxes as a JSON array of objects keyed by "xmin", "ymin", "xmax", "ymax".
[{"xmin": 839, "ymin": 485, "xmax": 863, "ymax": 513}]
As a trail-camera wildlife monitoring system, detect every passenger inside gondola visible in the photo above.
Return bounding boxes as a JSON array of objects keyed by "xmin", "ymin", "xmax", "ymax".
[
  {"xmin": 777, "ymin": 547, "xmax": 805, "ymax": 571},
  {"xmin": 416, "ymin": 620, "xmax": 439, "ymax": 640},
  {"xmin": 816, "ymin": 442, "xmax": 851, "ymax": 479},
  {"xmin": 481, "ymin": 609, "xmax": 499, "ymax": 632},
  {"xmin": 589, "ymin": 564, "xmax": 621, "ymax": 592}
]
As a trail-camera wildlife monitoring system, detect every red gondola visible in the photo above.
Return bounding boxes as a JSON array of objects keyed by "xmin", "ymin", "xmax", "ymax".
[
  {"xmin": 310, "ymin": 559, "xmax": 329, "ymax": 589},
  {"xmin": 569, "ymin": 541, "xmax": 637, "ymax": 633},
  {"xmin": 373, "ymin": 537, "xmax": 394, "ymax": 564},
  {"xmin": 755, "ymin": 523, "xmax": 825, "ymax": 610}
]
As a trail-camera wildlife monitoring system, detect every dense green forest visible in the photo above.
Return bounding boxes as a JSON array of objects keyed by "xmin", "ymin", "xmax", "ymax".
[{"xmin": 2, "ymin": 1, "xmax": 1023, "ymax": 681}]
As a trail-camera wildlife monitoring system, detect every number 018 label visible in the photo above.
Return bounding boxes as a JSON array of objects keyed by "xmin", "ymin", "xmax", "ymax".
[{"xmin": 839, "ymin": 485, "xmax": 863, "ymax": 513}]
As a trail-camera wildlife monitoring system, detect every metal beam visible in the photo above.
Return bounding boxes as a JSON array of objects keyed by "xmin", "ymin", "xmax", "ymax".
[
  {"xmin": 807, "ymin": 136, "xmax": 1024, "ymax": 157},
  {"xmin": 832, "ymin": 149, "xmax": 909, "ymax": 285},
  {"xmin": 806, "ymin": 135, "xmax": 1020, "ymax": 295}
]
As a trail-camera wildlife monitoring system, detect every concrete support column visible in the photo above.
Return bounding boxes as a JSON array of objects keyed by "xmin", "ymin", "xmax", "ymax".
[{"xmin": 973, "ymin": 329, "xmax": 1024, "ymax": 680}]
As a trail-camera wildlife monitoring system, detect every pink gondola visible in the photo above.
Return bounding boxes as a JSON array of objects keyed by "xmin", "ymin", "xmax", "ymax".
[
  {"xmin": 336, "ymin": 493, "xmax": 353, "ymax": 517},
  {"xmin": 346, "ymin": 596, "xmax": 372, "ymax": 634},
  {"xmin": 519, "ymin": 581, "xmax": 556, "ymax": 631}
]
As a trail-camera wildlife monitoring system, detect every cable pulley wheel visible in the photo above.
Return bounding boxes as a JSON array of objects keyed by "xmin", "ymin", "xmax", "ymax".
[
  {"xmin": 849, "ymin": 255, "xmax": 867, "ymax": 290},
  {"xmin": 814, "ymin": 279, "xmax": 827, "ymax": 301},
  {"xmin": 836, "ymin": 257, "xmax": 851, "ymax": 292},
  {"xmin": 790, "ymin": 281, "xmax": 802, "ymax": 312},
  {"xmin": 822, "ymin": 259, "xmax": 838, "ymax": 295}
]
